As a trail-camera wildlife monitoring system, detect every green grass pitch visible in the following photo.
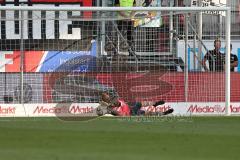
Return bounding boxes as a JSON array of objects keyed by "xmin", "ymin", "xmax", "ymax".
[{"xmin": 0, "ymin": 116, "xmax": 239, "ymax": 160}]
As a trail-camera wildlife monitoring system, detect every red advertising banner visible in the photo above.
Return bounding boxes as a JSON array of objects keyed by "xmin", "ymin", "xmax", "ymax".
[{"xmin": 43, "ymin": 72, "xmax": 240, "ymax": 103}]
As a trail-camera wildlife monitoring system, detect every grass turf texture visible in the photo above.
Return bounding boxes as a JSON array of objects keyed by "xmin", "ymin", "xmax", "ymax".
[{"xmin": 0, "ymin": 116, "xmax": 239, "ymax": 160}]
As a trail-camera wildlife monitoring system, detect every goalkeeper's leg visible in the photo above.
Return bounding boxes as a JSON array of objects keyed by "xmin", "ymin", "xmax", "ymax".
[{"xmin": 153, "ymin": 100, "xmax": 165, "ymax": 107}]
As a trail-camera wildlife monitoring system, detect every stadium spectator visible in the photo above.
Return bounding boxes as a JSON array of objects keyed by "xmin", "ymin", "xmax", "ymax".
[
  {"xmin": 115, "ymin": 0, "xmax": 136, "ymax": 45},
  {"xmin": 202, "ymin": 39, "xmax": 225, "ymax": 71},
  {"xmin": 97, "ymin": 92, "xmax": 173, "ymax": 116},
  {"xmin": 225, "ymin": 44, "xmax": 238, "ymax": 72}
]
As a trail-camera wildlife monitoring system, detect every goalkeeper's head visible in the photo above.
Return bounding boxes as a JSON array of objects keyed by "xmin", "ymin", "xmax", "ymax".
[{"xmin": 101, "ymin": 91, "xmax": 111, "ymax": 103}]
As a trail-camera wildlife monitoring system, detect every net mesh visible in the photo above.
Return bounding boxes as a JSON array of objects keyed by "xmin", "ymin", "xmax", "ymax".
[{"xmin": 0, "ymin": 7, "xmax": 236, "ymax": 105}]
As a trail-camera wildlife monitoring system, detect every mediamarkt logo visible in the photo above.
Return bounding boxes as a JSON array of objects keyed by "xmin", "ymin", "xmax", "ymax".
[
  {"xmin": 187, "ymin": 105, "xmax": 240, "ymax": 113},
  {"xmin": 33, "ymin": 106, "xmax": 94, "ymax": 114},
  {"xmin": 230, "ymin": 105, "xmax": 240, "ymax": 113},
  {"xmin": 0, "ymin": 106, "xmax": 16, "ymax": 114}
]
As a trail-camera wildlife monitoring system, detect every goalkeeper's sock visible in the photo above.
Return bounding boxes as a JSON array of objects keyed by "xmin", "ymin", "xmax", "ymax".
[{"xmin": 153, "ymin": 100, "xmax": 165, "ymax": 107}]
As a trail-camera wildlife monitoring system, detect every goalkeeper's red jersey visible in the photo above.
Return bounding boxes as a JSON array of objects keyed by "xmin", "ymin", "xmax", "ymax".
[{"xmin": 112, "ymin": 99, "xmax": 131, "ymax": 116}]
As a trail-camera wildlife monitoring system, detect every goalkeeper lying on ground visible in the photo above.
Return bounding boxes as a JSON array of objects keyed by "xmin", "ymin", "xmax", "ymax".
[{"xmin": 96, "ymin": 92, "xmax": 174, "ymax": 116}]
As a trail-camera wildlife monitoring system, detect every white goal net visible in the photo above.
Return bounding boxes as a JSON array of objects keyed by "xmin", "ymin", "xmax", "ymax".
[{"xmin": 0, "ymin": 5, "xmax": 234, "ymax": 116}]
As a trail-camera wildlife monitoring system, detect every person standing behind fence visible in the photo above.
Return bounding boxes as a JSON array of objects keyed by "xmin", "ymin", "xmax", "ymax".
[
  {"xmin": 229, "ymin": 44, "xmax": 238, "ymax": 72},
  {"xmin": 115, "ymin": 0, "xmax": 136, "ymax": 45},
  {"xmin": 202, "ymin": 39, "xmax": 225, "ymax": 71}
]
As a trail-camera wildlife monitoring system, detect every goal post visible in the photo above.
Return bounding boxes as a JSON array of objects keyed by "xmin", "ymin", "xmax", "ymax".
[
  {"xmin": 225, "ymin": 8, "xmax": 231, "ymax": 115},
  {"xmin": 0, "ymin": 6, "xmax": 234, "ymax": 117}
]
